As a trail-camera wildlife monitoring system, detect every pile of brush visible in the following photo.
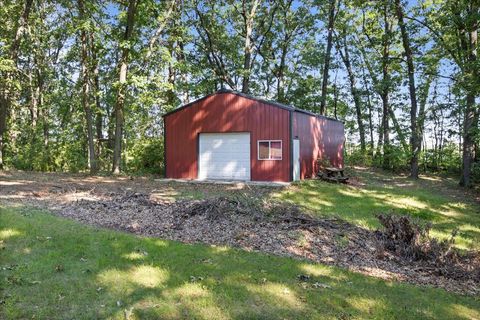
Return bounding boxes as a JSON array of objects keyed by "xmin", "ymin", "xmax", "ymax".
[
  {"xmin": 375, "ymin": 214, "xmax": 480, "ymax": 282},
  {"xmin": 182, "ymin": 194, "xmax": 341, "ymax": 230}
]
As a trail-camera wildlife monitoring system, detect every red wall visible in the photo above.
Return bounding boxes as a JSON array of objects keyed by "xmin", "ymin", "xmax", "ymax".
[
  {"xmin": 293, "ymin": 112, "xmax": 344, "ymax": 179},
  {"xmin": 164, "ymin": 92, "xmax": 291, "ymax": 182}
]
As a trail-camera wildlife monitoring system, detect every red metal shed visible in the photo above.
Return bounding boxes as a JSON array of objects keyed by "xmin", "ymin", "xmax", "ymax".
[{"xmin": 163, "ymin": 89, "xmax": 344, "ymax": 182}]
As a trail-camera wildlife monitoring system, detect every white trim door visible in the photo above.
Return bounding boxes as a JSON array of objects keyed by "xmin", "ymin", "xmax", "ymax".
[
  {"xmin": 198, "ymin": 133, "xmax": 251, "ymax": 180},
  {"xmin": 293, "ymin": 139, "xmax": 300, "ymax": 181}
]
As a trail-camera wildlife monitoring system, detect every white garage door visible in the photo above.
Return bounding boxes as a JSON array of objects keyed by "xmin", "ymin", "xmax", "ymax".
[{"xmin": 198, "ymin": 133, "xmax": 251, "ymax": 180}]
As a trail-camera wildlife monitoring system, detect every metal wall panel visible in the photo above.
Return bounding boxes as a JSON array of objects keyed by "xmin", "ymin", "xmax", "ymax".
[
  {"xmin": 164, "ymin": 92, "xmax": 291, "ymax": 181},
  {"xmin": 293, "ymin": 112, "xmax": 345, "ymax": 179}
]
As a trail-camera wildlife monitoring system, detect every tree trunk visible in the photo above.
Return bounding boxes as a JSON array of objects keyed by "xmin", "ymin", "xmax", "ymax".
[
  {"xmin": 362, "ymin": 70, "xmax": 375, "ymax": 155},
  {"xmin": 0, "ymin": 0, "xmax": 34, "ymax": 169},
  {"xmin": 78, "ymin": 0, "xmax": 97, "ymax": 174},
  {"xmin": 89, "ymin": 33, "xmax": 103, "ymax": 145},
  {"xmin": 112, "ymin": 0, "xmax": 137, "ymax": 174},
  {"xmin": 461, "ymin": 94, "xmax": 478, "ymax": 186},
  {"xmin": 337, "ymin": 32, "xmax": 366, "ymax": 152},
  {"xmin": 395, "ymin": 0, "xmax": 419, "ymax": 178},
  {"xmin": 381, "ymin": 3, "xmax": 391, "ymax": 169},
  {"xmin": 277, "ymin": 43, "xmax": 288, "ymax": 103},
  {"xmin": 388, "ymin": 107, "xmax": 408, "ymax": 152},
  {"xmin": 459, "ymin": 2, "xmax": 478, "ymax": 187},
  {"xmin": 177, "ymin": 39, "xmax": 189, "ymax": 103},
  {"xmin": 0, "ymin": 94, "xmax": 7, "ymax": 170},
  {"xmin": 241, "ymin": 0, "xmax": 260, "ymax": 94},
  {"xmin": 381, "ymin": 92, "xmax": 390, "ymax": 169},
  {"xmin": 319, "ymin": 0, "xmax": 336, "ymax": 115}
]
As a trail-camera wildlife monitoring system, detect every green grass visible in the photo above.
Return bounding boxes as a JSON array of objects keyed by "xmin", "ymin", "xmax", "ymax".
[
  {"xmin": 277, "ymin": 168, "xmax": 480, "ymax": 250},
  {"xmin": 1, "ymin": 207, "xmax": 479, "ymax": 320}
]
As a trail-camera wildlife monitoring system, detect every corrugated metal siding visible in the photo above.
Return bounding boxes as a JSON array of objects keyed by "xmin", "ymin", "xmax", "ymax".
[
  {"xmin": 164, "ymin": 92, "xmax": 291, "ymax": 182},
  {"xmin": 293, "ymin": 112, "xmax": 344, "ymax": 179}
]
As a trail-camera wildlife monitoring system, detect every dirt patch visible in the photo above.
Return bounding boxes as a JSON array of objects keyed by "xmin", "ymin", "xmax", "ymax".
[{"xmin": 1, "ymin": 171, "xmax": 478, "ymax": 296}]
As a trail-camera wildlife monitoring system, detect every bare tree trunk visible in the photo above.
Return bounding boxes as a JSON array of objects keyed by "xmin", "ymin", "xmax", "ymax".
[
  {"xmin": 0, "ymin": 0, "xmax": 34, "ymax": 169},
  {"xmin": 381, "ymin": 3, "xmax": 391, "ymax": 169},
  {"xmin": 460, "ymin": 2, "xmax": 478, "ymax": 187},
  {"xmin": 277, "ymin": 43, "xmax": 288, "ymax": 102},
  {"xmin": 177, "ymin": 36, "xmax": 189, "ymax": 103},
  {"xmin": 461, "ymin": 94, "xmax": 478, "ymax": 186},
  {"xmin": 241, "ymin": 0, "xmax": 260, "ymax": 93},
  {"xmin": 381, "ymin": 91, "xmax": 390, "ymax": 169},
  {"xmin": 166, "ymin": 40, "xmax": 177, "ymax": 107},
  {"xmin": 363, "ymin": 71, "xmax": 375, "ymax": 155},
  {"xmin": 395, "ymin": 0, "xmax": 419, "ymax": 178},
  {"xmin": 93, "ymin": 44, "xmax": 103, "ymax": 170},
  {"xmin": 27, "ymin": 61, "xmax": 38, "ymax": 127},
  {"xmin": 389, "ymin": 107, "xmax": 408, "ymax": 152},
  {"xmin": 112, "ymin": 0, "xmax": 137, "ymax": 174},
  {"xmin": 78, "ymin": 0, "xmax": 97, "ymax": 174},
  {"xmin": 432, "ymin": 106, "xmax": 439, "ymax": 170},
  {"xmin": 89, "ymin": 33, "xmax": 103, "ymax": 145},
  {"xmin": 332, "ymin": 70, "xmax": 339, "ymax": 119},
  {"xmin": 319, "ymin": 0, "xmax": 337, "ymax": 115},
  {"xmin": 337, "ymin": 32, "xmax": 366, "ymax": 152}
]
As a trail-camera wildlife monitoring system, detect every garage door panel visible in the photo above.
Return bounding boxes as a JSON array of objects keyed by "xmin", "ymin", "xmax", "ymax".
[
  {"xmin": 198, "ymin": 133, "xmax": 251, "ymax": 180},
  {"xmin": 206, "ymin": 154, "xmax": 250, "ymax": 161}
]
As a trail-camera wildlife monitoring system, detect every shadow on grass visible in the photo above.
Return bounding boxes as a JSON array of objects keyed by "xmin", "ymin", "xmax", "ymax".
[
  {"xmin": 1, "ymin": 207, "xmax": 479, "ymax": 320},
  {"xmin": 277, "ymin": 173, "xmax": 480, "ymax": 250}
]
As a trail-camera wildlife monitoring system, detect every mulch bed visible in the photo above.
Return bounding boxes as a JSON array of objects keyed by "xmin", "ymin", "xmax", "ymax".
[{"xmin": 3, "ymin": 186, "xmax": 479, "ymax": 296}]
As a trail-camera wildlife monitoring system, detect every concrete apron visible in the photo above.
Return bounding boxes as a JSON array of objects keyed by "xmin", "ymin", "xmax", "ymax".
[{"xmin": 154, "ymin": 178, "xmax": 290, "ymax": 188}]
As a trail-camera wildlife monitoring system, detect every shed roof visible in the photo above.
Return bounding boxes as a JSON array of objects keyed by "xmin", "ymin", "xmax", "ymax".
[{"xmin": 162, "ymin": 89, "xmax": 342, "ymax": 123}]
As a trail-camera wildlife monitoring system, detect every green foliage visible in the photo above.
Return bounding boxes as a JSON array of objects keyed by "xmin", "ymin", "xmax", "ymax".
[
  {"xmin": 420, "ymin": 143, "xmax": 461, "ymax": 173},
  {"xmin": 126, "ymin": 137, "xmax": 164, "ymax": 175},
  {"xmin": 53, "ymin": 138, "xmax": 88, "ymax": 173},
  {"xmin": 470, "ymin": 162, "xmax": 480, "ymax": 185},
  {"xmin": 0, "ymin": 0, "xmax": 477, "ymax": 188},
  {"xmin": 345, "ymin": 147, "xmax": 374, "ymax": 167},
  {"xmin": 348, "ymin": 144, "xmax": 410, "ymax": 173}
]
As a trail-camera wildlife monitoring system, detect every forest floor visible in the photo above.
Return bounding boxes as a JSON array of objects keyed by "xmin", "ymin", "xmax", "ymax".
[{"xmin": 1, "ymin": 168, "xmax": 479, "ymax": 319}]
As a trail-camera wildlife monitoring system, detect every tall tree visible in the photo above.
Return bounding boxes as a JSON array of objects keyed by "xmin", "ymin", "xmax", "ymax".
[
  {"xmin": 395, "ymin": 0, "xmax": 421, "ymax": 178},
  {"xmin": 458, "ymin": 1, "xmax": 478, "ymax": 186},
  {"xmin": 112, "ymin": 0, "xmax": 137, "ymax": 174},
  {"xmin": 417, "ymin": 0, "xmax": 479, "ymax": 185},
  {"xmin": 319, "ymin": 0, "xmax": 337, "ymax": 115},
  {"xmin": 0, "ymin": 0, "xmax": 34, "ymax": 169},
  {"xmin": 380, "ymin": 1, "xmax": 393, "ymax": 169},
  {"xmin": 78, "ymin": 0, "xmax": 97, "ymax": 173},
  {"xmin": 241, "ymin": 0, "xmax": 261, "ymax": 93},
  {"xmin": 359, "ymin": 0, "xmax": 397, "ymax": 168},
  {"xmin": 336, "ymin": 28, "xmax": 366, "ymax": 152}
]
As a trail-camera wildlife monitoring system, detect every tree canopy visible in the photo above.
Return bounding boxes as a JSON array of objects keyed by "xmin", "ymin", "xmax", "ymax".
[{"xmin": 0, "ymin": 0, "xmax": 478, "ymax": 185}]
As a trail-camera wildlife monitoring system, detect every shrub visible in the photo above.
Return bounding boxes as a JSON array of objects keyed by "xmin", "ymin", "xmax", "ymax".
[{"xmin": 126, "ymin": 137, "xmax": 164, "ymax": 175}]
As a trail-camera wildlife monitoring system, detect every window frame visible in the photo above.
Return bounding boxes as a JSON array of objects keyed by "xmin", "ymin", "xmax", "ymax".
[{"xmin": 257, "ymin": 140, "xmax": 283, "ymax": 161}]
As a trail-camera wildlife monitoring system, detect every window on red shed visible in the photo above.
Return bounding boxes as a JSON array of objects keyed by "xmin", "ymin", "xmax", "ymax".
[{"xmin": 258, "ymin": 140, "xmax": 282, "ymax": 160}]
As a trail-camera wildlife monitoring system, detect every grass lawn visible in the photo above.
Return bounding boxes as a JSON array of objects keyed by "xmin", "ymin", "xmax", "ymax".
[
  {"xmin": 1, "ymin": 206, "xmax": 479, "ymax": 320},
  {"xmin": 277, "ymin": 168, "xmax": 480, "ymax": 250}
]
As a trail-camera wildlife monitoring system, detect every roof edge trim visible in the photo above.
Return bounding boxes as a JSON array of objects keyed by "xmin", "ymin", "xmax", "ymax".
[{"xmin": 162, "ymin": 89, "xmax": 343, "ymax": 123}]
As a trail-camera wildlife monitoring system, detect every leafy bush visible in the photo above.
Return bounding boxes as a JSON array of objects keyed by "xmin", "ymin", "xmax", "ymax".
[
  {"xmin": 345, "ymin": 147, "xmax": 373, "ymax": 167},
  {"xmin": 126, "ymin": 137, "xmax": 164, "ymax": 175},
  {"xmin": 53, "ymin": 138, "xmax": 88, "ymax": 173},
  {"xmin": 420, "ymin": 143, "xmax": 461, "ymax": 173}
]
